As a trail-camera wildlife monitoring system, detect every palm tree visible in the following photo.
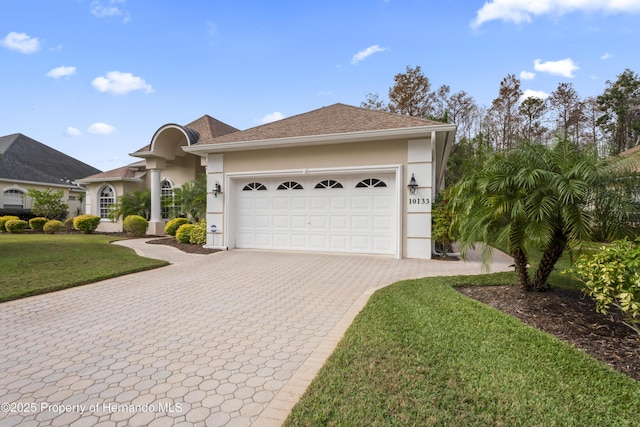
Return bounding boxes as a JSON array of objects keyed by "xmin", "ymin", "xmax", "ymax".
[
  {"xmin": 109, "ymin": 189, "xmax": 151, "ymax": 220},
  {"xmin": 450, "ymin": 138, "xmax": 640, "ymax": 291},
  {"xmin": 173, "ymin": 174, "xmax": 207, "ymax": 222}
]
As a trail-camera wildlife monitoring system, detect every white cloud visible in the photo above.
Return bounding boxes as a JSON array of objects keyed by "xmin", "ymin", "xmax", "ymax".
[
  {"xmin": 0, "ymin": 32, "xmax": 40, "ymax": 54},
  {"xmin": 88, "ymin": 123, "xmax": 116, "ymax": 135},
  {"xmin": 520, "ymin": 70, "xmax": 536, "ymax": 80},
  {"xmin": 601, "ymin": 52, "xmax": 614, "ymax": 60},
  {"xmin": 520, "ymin": 89, "xmax": 550, "ymax": 101},
  {"xmin": 257, "ymin": 112, "xmax": 285, "ymax": 125},
  {"xmin": 533, "ymin": 58, "xmax": 579, "ymax": 78},
  {"xmin": 472, "ymin": 0, "xmax": 640, "ymax": 28},
  {"xmin": 66, "ymin": 127, "xmax": 82, "ymax": 136},
  {"xmin": 47, "ymin": 66, "xmax": 77, "ymax": 79},
  {"xmin": 92, "ymin": 71, "xmax": 154, "ymax": 95},
  {"xmin": 351, "ymin": 45, "xmax": 386, "ymax": 65},
  {"xmin": 91, "ymin": 0, "xmax": 130, "ymax": 23}
]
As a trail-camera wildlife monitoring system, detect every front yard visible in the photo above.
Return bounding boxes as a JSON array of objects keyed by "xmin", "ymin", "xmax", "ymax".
[
  {"xmin": 0, "ymin": 233, "xmax": 167, "ymax": 302},
  {"xmin": 285, "ymin": 274, "xmax": 640, "ymax": 426}
]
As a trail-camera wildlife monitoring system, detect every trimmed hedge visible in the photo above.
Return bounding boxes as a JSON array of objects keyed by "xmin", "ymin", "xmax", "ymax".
[
  {"xmin": 29, "ymin": 217, "xmax": 48, "ymax": 230},
  {"xmin": 189, "ymin": 220, "xmax": 207, "ymax": 245},
  {"xmin": 0, "ymin": 215, "xmax": 20, "ymax": 232},
  {"xmin": 73, "ymin": 214, "xmax": 101, "ymax": 234},
  {"xmin": 64, "ymin": 217, "xmax": 75, "ymax": 231},
  {"xmin": 5, "ymin": 219, "xmax": 28, "ymax": 233},
  {"xmin": 176, "ymin": 223, "xmax": 197, "ymax": 243},
  {"xmin": 43, "ymin": 220, "xmax": 63, "ymax": 234},
  {"xmin": 123, "ymin": 215, "xmax": 148, "ymax": 237},
  {"xmin": 165, "ymin": 217, "xmax": 190, "ymax": 236}
]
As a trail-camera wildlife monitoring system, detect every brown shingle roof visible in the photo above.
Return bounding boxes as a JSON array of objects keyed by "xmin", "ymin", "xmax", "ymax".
[
  {"xmin": 194, "ymin": 103, "xmax": 445, "ymax": 146},
  {"xmin": 77, "ymin": 161, "xmax": 146, "ymax": 182},
  {"xmin": 131, "ymin": 115, "xmax": 239, "ymax": 155}
]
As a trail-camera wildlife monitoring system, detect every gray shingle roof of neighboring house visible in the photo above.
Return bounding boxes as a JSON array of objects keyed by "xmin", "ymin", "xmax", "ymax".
[
  {"xmin": 0, "ymin": 133, "xmax": 102, "ymax": 185},
  {"xmin": 192, "ymin": 103, "xmax": 446, "ymax": 146}
]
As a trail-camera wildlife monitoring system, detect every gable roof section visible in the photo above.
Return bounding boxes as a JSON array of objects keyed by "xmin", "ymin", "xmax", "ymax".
[
  {"xmin": 131, "ymin": 114, "xmax": 239, "ymax": 155},
  {"xmin": 0, "ymin": 133, "xmax": 102, "ymax": 186},
  {"xmin": 76, "ymin": 161, "xmax": 146, "ymax": 183},
  {"xmin": 185, "ymin": 114, "xmax": 239, "ymax": 141},
  {"xmin": 192, "ymin": 103, "xmax": 448, "ymax": 146}
]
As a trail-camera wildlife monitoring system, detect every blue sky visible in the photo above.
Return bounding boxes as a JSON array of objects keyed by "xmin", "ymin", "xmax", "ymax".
[{"xmin": 1, "ymin": 0, "xmax": 639, "ymax": 172}]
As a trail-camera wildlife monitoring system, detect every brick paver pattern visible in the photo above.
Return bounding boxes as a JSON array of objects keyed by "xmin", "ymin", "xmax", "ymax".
[{"xmin": 0, "ymin": 245, "xmax": 512, "ymax": 426}]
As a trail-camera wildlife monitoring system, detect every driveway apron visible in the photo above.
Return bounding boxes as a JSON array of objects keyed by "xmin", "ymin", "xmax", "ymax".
[{"xmin": 0, "ymin": 243, "xmax": 512, "ymax": 427}]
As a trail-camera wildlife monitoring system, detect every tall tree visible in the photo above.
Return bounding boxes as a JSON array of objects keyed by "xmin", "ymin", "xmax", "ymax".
[
  {"xmin": 387, "ymin": 65, "xmax": 436, "ymax": 118},
  {"xmin": 518, "ymin": 96, "xmax": 548, "ymax": 143},
  {"xmin": 548, "ymin": 82, "xmax": 583, "ymax": 141},
  {"xmin": 434, "ymin": 84, "xmax": 451, "ymax": 121},
  {"xmin": 360, "ymin": 92, "xmax": 387, "ymax": 111},
  {"xmin": 597, "ymin": 68, "xmax": 640, "ymax": 154},
  {"xmin": 488, "ymin": 74, "xmax": 522, "ymax": 150},
  {"xmin": 450, "ymin": 138, "xmax": 640, "ymax": 291}
]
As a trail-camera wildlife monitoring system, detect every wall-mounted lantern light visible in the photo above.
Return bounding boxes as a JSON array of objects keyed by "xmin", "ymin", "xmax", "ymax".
[
  {"xmin": 213, "ymin": 181, "xmax": 222, "ymax": 198},
  {"xmin": 408, "ymin": 174, "xmax": 418, "ymax": 195}
]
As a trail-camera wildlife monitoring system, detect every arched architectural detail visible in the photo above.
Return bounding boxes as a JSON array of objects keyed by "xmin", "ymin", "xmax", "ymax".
[
  {"xmin": 98, "ymin": 185, "xmax": 116, "ymax": 219},
  {"xmin": 149, "ymin": 124, "xmax": 200, "ymax": 160},
  {"xmin": 161, "ymin": 179, "xmax": 175, "ymax": 220},
  {"xmin": 2, "ymin": 188, "xmax": 26, "ymax": 209}
]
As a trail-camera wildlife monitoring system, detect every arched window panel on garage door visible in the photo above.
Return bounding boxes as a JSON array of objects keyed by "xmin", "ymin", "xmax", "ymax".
[
  {"xmin": 314, "ymin": 179, "xmax": 344, "ymax": 189},
  {"xmin": 277, "ymin": 181, "xmax": 303, "ymax": 190},
  {"xmin": 355, "ymin": 178, "xmax": 387, "ymax": 188},
  {"xmin": 242, "ymin": 182, "xmax": 267, "ymax": 191}
]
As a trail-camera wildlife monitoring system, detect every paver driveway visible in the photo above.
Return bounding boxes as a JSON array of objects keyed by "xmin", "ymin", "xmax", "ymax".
[{"xmin": 0, "ymin": 242, "xmax": 512, "ymax": 427}]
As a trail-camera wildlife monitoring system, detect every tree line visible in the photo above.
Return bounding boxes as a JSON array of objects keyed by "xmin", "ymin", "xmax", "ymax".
[{"xmin": 362, "ymin": 65, "xmax": 640, "ymax": 157}]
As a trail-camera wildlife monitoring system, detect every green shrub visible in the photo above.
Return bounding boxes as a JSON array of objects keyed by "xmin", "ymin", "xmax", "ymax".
[
  {"xmin": 5, "ymin": 219, "xmax": 28, "ymax": 233},
  {"xmin": 123, "ymin": 215, "xmax": 148, "ymax": 237},
  {"xmin": 165, "ymin": 217, "xmax": 190, "ymax": 236},
  {"xmin": 571, "ymin": 238, "xmax": 640, "ymax": 337},
  {"xmin": 189, "ymin": 220, "xmax": 207, "ymax": 245},
  {"xmin": 29, "ymin": 217, "xmax": 48, "ymax": 230},
  {"xmin": 43, "ymin": 220, "xmax": 63, "ymax": 234},
  {"xmin": 73, "ymin": 214, "xmax": 101, "ymax": 234},
  {"xmin": 0, "ymin": 215, "xmax": 20, "ymax": 232},
  {"xmin": 64, "ymin": 217, "xmax": 75, "ymax": 231},
  {"xmin": 176, "ymin": 223, "xmax": 197, "ymax": 243}
]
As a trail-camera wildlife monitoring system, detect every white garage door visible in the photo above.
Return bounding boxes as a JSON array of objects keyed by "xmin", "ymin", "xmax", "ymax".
[{"xmin": 236, "ymin": 175, "xmax": 396, "ymax": 254}]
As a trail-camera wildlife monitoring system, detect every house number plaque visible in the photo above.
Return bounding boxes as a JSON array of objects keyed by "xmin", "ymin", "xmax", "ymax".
[{"xmin": 408, "ymin": 198, "xmax": 430, "ymax": 205}]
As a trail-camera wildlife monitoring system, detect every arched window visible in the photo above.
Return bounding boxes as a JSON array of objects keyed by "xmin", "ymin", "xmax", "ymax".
[
  {"xmin": 242, "ymin": 182, "xmax": 267, "ymax": 191},
  {"xmin": 98, "ymin": 185, "xmax": 115, "ymax": 219},
  {"xmin": 3, "ymin": 189, "xmax": 25, "ymax": 209},
  {"xmin": 314, "ymin": 180, "xmax": 343, "ymax": 189},
  {"xmin": 277, "ymin": 181, "xmax": 303, "ymax": 190},
  {"xmin": 161, "ymin": 180, "xmax": 174, "ymax": 220},
  {"xmin": 355, "ymin": 178, "xmax": 387, "ymax": 188}
]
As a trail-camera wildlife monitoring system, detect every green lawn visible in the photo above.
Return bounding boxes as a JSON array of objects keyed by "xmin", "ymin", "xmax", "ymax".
[
  {"xmin": 0, "ymin": 233, "xmax": 168, "ymax": 302},
  {"xmin": 285, "ymin": 273, "xmax": 640, "ymax": 426}
]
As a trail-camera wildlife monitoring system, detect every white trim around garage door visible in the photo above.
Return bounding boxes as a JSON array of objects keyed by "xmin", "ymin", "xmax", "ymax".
[{"xmin": 224, "ymin": 165, "xmax": 403, "ymax": 259}]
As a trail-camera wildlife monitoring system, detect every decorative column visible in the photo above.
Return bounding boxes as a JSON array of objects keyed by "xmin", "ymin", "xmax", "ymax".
[
  {"xmin": 145, "ymin": 157, "xmax": 166, "ymax": 235},
  {"xmin": 150, "ymin": 169, "xmax": 161, "ymax": 222}
]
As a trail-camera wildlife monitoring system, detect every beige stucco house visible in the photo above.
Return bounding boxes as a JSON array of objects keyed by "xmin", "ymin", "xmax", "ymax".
[{"xmin": 79, "ymin": 103, "xmax": 456, "ymax": 259}]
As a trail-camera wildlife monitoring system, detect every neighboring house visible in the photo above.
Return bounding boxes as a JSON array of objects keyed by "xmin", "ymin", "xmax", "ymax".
[
  {"xmin": 0, "ymin": 133, "xmax": 101, "ymax": 219},
  {"xmin": 79, "ymin": 103, "xmax": 456, "ymax": 259}
]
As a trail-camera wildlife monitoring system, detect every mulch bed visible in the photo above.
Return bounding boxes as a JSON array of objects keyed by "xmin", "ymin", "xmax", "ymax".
[
  {"xmin": 145, "ymin": 237, "xmax": 220, "ymax": 254},
  {"xmin": 457, "ymin": 285, "xmax": 640, "ymax": 382}
]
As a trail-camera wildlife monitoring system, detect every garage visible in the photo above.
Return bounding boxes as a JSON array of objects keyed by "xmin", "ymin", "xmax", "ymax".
[{"xmin": 235, "ymin": 174, "xmax": 397, "ymax": 254}]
